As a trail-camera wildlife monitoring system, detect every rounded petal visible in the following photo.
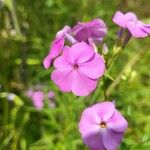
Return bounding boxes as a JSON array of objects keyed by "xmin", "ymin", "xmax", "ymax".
[
  {"xmin": 127, "ymin": 21, "xmax": 148, "ymax": 37},
  {"xmin": 112, "ymin": 11, "xmax": 126, "ymax": 28},
  {"xmin": 83, "ymin": 131, "xmax": 106, "ymax": 150},
  {"xmin": 90, "ymin": 19, "xmax": 107, "ymax": 38},
  {"xmin": 79, "ymin": 107, "xmax": 101, "ymax": 136},
  {"xmin": 91, "ymin": 19, "xmax": 107, "ymax": 28},
  {"xmin": 49, "ymin": 38, "xmax": 65, "ymax": 58},
  {"xmin": 61, "ymin": 46, "xmax": 74, "ymax": 64},
  {"xmin": 107, "ymin": 110, "xmax": 128, "ymax": 133},
  {"xmin": 43, "ymin": 38, "xmax": 64, "ymax": 69},
  {"xmin": 51, "ymin": 69, "xmax": 73, "ymax": 92},
  {"xmin": 102, "ymin": 129, "xmax": 124, "ymax": 150},
  {"xmin": 43, "ymin": 55, "xmax": 53, "ymax": 69},
  {"xmin": 72, "ymin": 71, "xmax": 97, "ymax": 96},
  {"xmin": 79, "ymin": 54, "xmax": 105, "ymax": 79},
  {"xmin": 124, "ymin": 12, "xmax": 137, "ymax": 22},
  {"xmin": 32, "ymin": 91, "xmax": 44, "ymax": 110},
  {"xmin": 54, "ymin": 56, "xmax": 72, "ymax": 70},
  {"xmin": 70, "ymin": 42, "xmax": 95, "ymax": 64},
  {"xmin": 91, "ymin": 102, "xmax": 115, "ymax": 122}
]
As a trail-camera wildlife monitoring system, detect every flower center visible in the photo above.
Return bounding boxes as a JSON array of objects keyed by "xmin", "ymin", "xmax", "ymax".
[
  {"xmin": 100, "ymin": 121, "xmax": 106, "ymax": 128},
  {"xmin": 73, "ymin": 64, "xmax": 79, "ymax": 70}
]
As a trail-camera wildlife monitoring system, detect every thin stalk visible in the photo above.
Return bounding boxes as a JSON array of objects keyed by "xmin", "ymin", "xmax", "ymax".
[
  {"xmin": 106, "ymin": 47, "xmax": 147, "ymax": 96},
  {"xmin": 103, "ymin": 75, "xmax": 107, "ymax": 100},
  {"xmin": 107, "ymin": 48, "xmax": 123, "ymax": 69},
  {"xmin": 9, "ymin": 0, "xmax": 21, "ymax": 36}
]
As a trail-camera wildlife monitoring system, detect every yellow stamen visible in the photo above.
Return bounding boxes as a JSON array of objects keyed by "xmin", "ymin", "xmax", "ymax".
[{"xmin": 100, "ymin": 121, "xmax": 106, "ymax": 128}]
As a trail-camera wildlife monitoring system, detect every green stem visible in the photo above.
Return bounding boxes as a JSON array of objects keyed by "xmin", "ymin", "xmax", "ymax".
[
  {"xmin": 107, "ymin": 47, "xmax": 124, "ymax": 69},
  {"xmin": 106, "ymin": 47, "xmax": 147, "ymax": 96},
  {"xmin": 103, "ymin": 75, "xmax": 107, "ymax": 100}
]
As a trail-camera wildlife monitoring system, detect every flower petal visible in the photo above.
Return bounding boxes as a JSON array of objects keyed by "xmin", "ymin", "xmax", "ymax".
[
  {"xmin": 127, "ymin": 21, "xmax": 148, "ymax": 37},
  {"xmin": 70, "ymin": 42, "xmax": 95, "ymax": 64},
  {"xmin": 112, "ymin": 11, "xmax": 126, "ymax": 28},
  {"xmin": 102, "ymin": 129, "xmax": 124, "ymax": 150},
  {"xmin": 79, "ymin": 107, "xmax": 101, "ymax": 136},
  {"xmin": 43, "ymin": 38, "xmax": 64, "ymax": 69},
  {"xmin": 54, "ymin": 56, "xmax": 72, "ymax": 70},
  {"xmin": 72, "ymin": 19, "xmax": 107, "ymax": 43},
  {"xmin": 91, "ymin": 102, "xmax": 115, "ymax": 122},
  {"xmin": 141, "ymin": 24, "xmax": 150, "ymax": 34},
  {"xmin": 51, "ymin": 69, "xmax": 73, "ymax": 92},
  {"xmin": 79, "ymin": 53, "xmax": 105, "ymax": 79},
  {"xmin": 107, "ymin": 110, "xmax": 128, "ymax": 133},
  {"xmin": 55, "ymin": 25, "xmax": 71, "ymax": 40},
  {"xmin": 124, "ymin": 12, "xmax": 137, "ymax": 22},
  {"xmin": 83, "ymin": 131, "xmax": 106, "ymax": 150},
  {"xmin": 43, "ymin": 55, "xmax": 53, "ymax": 69},
  {"xmin": 61, "ymin": 46, "xmax": 74, "ymax": 64},
  {"xmin": 72, "ymin": 71, "xmax": 97, "ymax": 96},
  {"xmin": 32, "ymin": 91, "xmax": 44, "ymax": 110},
  {"xmin": 49, "ymin": 38, "xmax": 65, "ymax": 58}
]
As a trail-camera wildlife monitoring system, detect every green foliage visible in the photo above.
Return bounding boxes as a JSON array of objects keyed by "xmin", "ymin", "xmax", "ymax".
[{"xmin": 0, "ymin": 0, "xmax": 150, "ymax": 149}]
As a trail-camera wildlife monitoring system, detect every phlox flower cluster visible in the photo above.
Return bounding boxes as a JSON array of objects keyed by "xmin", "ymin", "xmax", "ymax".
[
  {"xmin": 44, "ymin": 19, "xmax": 107, "ymax": 96},
  {"xmin": 43, "ymin": 10, "xmax": 150, "ymax": 150},
  {"xmin": 26, "ymin": 89, "xmax": 55, "ymax": 110}
]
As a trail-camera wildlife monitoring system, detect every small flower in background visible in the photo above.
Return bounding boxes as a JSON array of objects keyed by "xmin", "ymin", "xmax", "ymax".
[
  {"xmin": 79, "ymin": 101, "xmax": 128, "ymax": 150},
  {"xmin": 43, "ymin": 19, "xmax": 107, "ymax": 69},
  {"xmin": 7, "ymin": 93, "xmax": 15, "ymax": 101},
  {"xmin": 31, "ymin": 91, "xmax": 45, "ymax": 110},
  {"xmin": 113, "ymin": 11, "xmax": 150, "ymax": 38},
  {"xmin": 47, "ymin": 91, "xmax": 56, "ymax": 108},
  {"xmin": 47, "ymin": 91, "xmax": 55, "ymax": 99},
  {"xmin": 26, "ymin": 89, "xmax": 33, "ymax": 97},
  {"xmin": 51, "ymin": 42, "xmax": 105, "ymax": 96},
  {"xmin": 26, "ymin": 89, "xmax": 55, "ymax": 110}
]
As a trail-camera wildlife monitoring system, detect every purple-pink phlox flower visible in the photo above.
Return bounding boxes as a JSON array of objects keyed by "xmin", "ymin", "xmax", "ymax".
[
  {"xmin": 43, "ymin": 26, "xmax": 71, "ymax": 69},
  {"xmin": 31, "ymin": 91, "xmax": 45, "ymax": 110},
  {"xmin": 113, "ymin": 11, "xmax": 150, "ymax": 38},
  {"xmin": 47, "ymin": 91, "xmax": 55, "ymax": 99},
  {"xmin": 26, "ymin": 89, "xmax": 56, "ymax": 109},
  {"xmin": 51, "ymin": 42, "xmax": 105, "ymax": 96},
  {"xmin": 72, "ymin": 19, "xmax": 107, "ymax": 43},
  {"xmin": 43, "ymin": 19, "xmax": 107, "ymax": 69},
  {"xmin": 79, "ymin": 101, "xmax": 128, "ymax": 150},
  {"xmin": 47, "ymin": 91, "xmax": 56, "ymax": 108},
  {"xmin": 26, "ymin": 89, "xmax": 34, "ymax": 97}
]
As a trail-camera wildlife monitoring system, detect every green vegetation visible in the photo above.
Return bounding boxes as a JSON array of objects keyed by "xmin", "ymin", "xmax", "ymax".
[{"xmin": 0, "ymin": 0, "xmax": 150, "ymax": 149}]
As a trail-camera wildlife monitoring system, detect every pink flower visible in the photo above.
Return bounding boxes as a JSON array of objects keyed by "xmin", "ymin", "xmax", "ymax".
[
  {"xmin": 72, "ymin": 19, "xmax": 107, "ymax": 43},
  {"xmin": 47, "ymin": 91, "xmax": 56, "ymax": 108},
  {"xmin": 51, "ymin": 42, "xmax": 105, "ymax": 96},
  {"xmin": 26, "ymin": 89, "xmax": 33, "ymax": 97},
  {"xmin": 113, "ymin": 11, "xmax": 150, "ymax": 38},
  {"xmin": 43, "ymin": 19, "xmax": 107, "ymax": 69},
  {"xmin": 43, "ymin": 26, "xmax": 71, "ymax": 69},
  {"xmin": 31, "ymin": 91, "xmax": 45, "ymax": 110},
  {"xmin": 47, "ymin": 91, "xmax": 55, "ymax": 99},
  {"xmin": 79, "ymin": 101, "xmax": 128, "ymax": 150}
]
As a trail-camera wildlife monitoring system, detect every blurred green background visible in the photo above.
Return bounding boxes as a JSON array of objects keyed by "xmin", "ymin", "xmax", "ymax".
[{"xmin": 0, "ymin": 0, "xmax": 150, "ymax": 149}]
